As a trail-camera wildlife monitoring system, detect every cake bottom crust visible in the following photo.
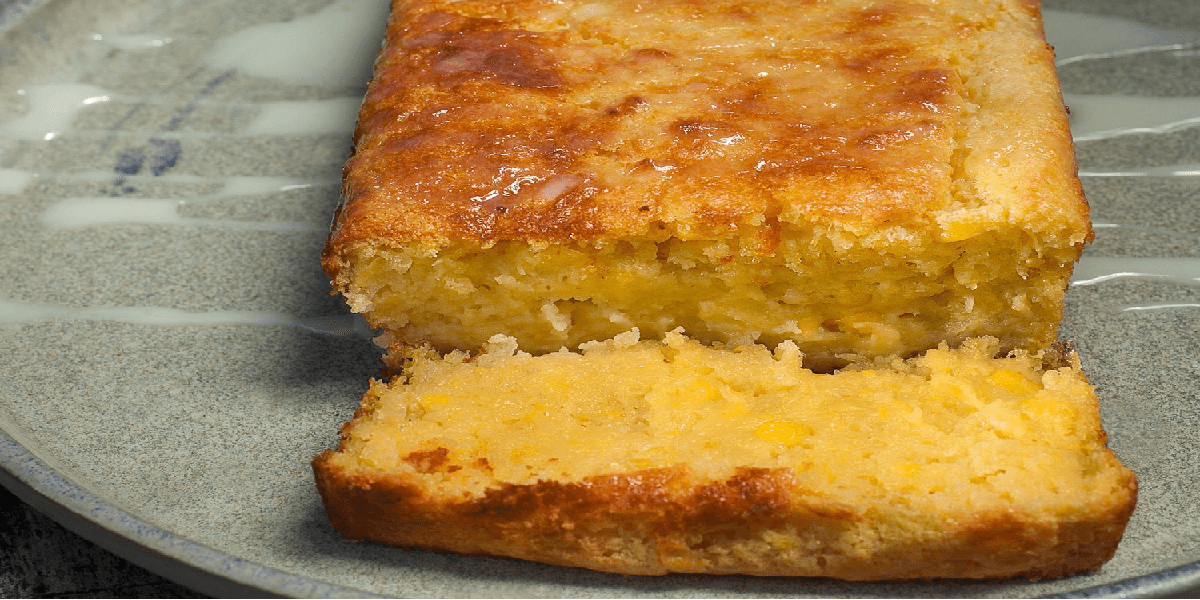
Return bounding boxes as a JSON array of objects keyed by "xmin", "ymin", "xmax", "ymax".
[{"xmin": 313, "ymin": 459, "xmax": 1136, "ymax": 580}]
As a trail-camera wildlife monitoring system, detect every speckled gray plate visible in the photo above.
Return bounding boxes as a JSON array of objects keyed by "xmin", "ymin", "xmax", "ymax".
[{"xmin": 1, "ymin": 0, "xmax": 1198, "ymax": 597}]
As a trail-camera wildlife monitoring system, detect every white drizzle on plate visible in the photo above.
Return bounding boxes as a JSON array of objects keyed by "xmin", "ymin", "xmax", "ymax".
[
  {"xmin": 90, "ymin": 33, "xmax": 174, "ymax": 51},
  {"xmin": 244, "ymin": 98, "xmax": 362, "ymax": 136},
  {"xmin": 1065, "ymin": 94, "xmax": 1200, "ymax": 142},
  {"xmin": 205, "ymin": 0, "xmax": 389, "ymax": 88},
  {"xmin": 0, "ymin": 168, "xmax": 34, "ymax": 194},
  {"xmin": 1072, "ymin": 257, "xmax": 1200, "ymax": 287},
  {"xmin": 0, "ymin": 298, "xmax": 373, "ymax": 338},
  {"xmin": 1080, "ymin": 164, "xmax": 1200, "ymax": 177},
  {"xmin": 1042, "ymin": 9, "xmax": 1198, "ymax": 65},
  {"xmin": 0, "ymin": 85, "xmax": 111, "ymax": 141},
  {"xmin": 38, "ymin": 175, "xmax": 337, "ymax": 229}
]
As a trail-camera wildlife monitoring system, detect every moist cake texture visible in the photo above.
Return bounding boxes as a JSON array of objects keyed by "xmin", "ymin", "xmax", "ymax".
[
  {"xmin": 314, "ymin": 334, "xmax": 1137, "ymax": 579},
  {"xmin": 323, "ymin": 0, "xmax": 1091, "ymax": 366}
]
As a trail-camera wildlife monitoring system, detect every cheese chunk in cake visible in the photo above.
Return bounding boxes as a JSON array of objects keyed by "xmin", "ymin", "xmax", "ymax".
[
  {"xmin": 323, "ymin": 0, "xmax": 1091, "ymax": 367},
  {"xmin": 313, "ymin": 333, "xmax": 1136, "ymax": 579}
]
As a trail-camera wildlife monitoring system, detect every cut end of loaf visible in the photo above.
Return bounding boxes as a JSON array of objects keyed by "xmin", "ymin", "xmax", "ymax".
[{"xmin": 328, "ymin": 229, "xmax": 1081, "ymax": 369}]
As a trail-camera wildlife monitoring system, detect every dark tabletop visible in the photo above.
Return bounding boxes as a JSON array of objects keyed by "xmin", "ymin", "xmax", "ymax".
[{"xmin": 0, "ymin": 486, "xmax": 206, "ymax": 598}]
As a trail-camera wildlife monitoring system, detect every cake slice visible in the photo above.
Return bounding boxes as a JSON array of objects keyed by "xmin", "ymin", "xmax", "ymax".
[
  {"xmin": 313, "ymin": 333, "xmax": 1136, "ymax": 579},
  {"xmin": 323, "ymin": 0, "xmax": 1090, "ymax": 367}
]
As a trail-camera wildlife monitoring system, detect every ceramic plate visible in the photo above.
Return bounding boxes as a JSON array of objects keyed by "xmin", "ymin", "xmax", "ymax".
[{"xmin": 1, "ymin": 0, "xmax": 1198, "ymax": 596}]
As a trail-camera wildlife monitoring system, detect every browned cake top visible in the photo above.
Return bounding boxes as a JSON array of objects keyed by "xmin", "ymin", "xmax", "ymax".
[{"xmin": 328, "ymin": 0, "xmax": 1083, "ymax": 252}]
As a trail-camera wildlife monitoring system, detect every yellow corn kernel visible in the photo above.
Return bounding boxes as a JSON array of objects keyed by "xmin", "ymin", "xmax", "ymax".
[
  {"xmin": 939, "ymin": 219, "xmax": 990, "ymax": 242},
  {"xmin": 988, "ymin": 369, "xmax": 1041, "ymax": 395},
  {"xmin": 416, "ymin": 393, "xmax": 453, "ymax": 415},
  {"xmin": 845, "ymin": 312, "xmax": 882, "ymax": 328},
  {"xmin": 686, "ymin": 378, "xmax": 721, "ymax": 401},
  {"xmin": 929, "ymin": 378, "xmax": 972, "ymax": 405},
  {"xmin": 1020, "ymin": 393, "xmax": 1080, "ymax": 436},
  {"xmin": 796, "ymin": 316, "xmax": 822, "ymax": 335},
  {"xmin": 754, "ymin": 421, "xmax": 816, "ymax": 446}
]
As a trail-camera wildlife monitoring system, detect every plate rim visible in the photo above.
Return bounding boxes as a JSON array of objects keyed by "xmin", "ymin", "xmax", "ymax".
[{"xmin": 0, "ymin": 428, "xmax": 374, "ymax": 599}]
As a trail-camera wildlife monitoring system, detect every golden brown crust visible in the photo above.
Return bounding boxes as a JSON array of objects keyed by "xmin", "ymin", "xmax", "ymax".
[
  {"xmin": 313, "ymin": 451, "xmax": 1137, "ymax": 579},
  {"xmin": 324, "ymin": 0, "xmax": 1089, "ymax": 276}
]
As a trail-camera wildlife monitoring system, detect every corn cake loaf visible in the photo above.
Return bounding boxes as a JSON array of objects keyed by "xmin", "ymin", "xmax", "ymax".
[
  {"xmin": 314, "ymin": 333, "xmax": 1136, "ymax": 579},
  {"xmin": 323, "ymin": 0, "xmax": 1091, "ymax": 366}
]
